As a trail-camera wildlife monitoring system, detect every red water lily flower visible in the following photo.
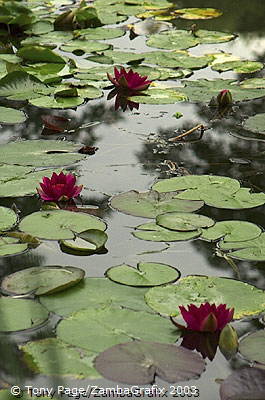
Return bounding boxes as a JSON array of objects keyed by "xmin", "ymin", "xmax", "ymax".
[
  {"xmin": 176, "ymin": 303, "xmax": 234, "ymax": 333},
  {"xmin": 107, "ymin": 67, "xmax": 152, "ymax": 91},
  {"xmin": 37, "ymin": 172, "xmax": 83, "ymax": 202}
]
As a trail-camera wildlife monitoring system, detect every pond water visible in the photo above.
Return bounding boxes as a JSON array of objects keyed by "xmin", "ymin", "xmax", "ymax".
[{"xmin": 0, "ymin": 0, "xmax": 265, "ymax": 399}]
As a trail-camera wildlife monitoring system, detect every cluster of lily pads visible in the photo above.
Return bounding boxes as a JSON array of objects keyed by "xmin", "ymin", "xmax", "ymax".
[{"xmin": 111, "ymin": 174, "xmax": 265, "ymax": 261}]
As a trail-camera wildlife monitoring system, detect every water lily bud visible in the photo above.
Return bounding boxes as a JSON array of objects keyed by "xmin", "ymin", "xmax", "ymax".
[
  {"xmin": 217, "ymin": 89, "xmax": 233, "ymax": 107},
  {"xmin": 219, "ymin": 324, "xmax": 238, "ymax": 359}
]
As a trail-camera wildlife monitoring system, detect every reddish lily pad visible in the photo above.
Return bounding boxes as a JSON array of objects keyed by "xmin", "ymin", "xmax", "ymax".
[{"xmin": 94, "ymin": 341, "xmax": 205, "ymax": 384}]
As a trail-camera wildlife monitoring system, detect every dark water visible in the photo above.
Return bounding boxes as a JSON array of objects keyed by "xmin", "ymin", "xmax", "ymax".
[{"xmin": 0, "ymin": 0, "xmax": 265, "ymax": 398}]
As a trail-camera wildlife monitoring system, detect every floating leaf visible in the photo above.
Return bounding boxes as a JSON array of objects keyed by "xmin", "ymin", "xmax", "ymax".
[
  {"xmin": 1, "ymin": 266, "xmax": 85, "ymax": 296},
  {"xmin": 239, "ymin": 330, "xmax": 265, "ymax": 365},
  {"xmin": 40, "ymin": 277, "xmax": 150, "ymax": 317},
  {"xmin": 145, "ymin": 275, "xmax": 265, "ymax": 318},
  {"xmin": 57, "ymin": 306, "xmax": 180, "ymax": 352},
  {"xmin": 142, "ymin": 50, "xmax": 211, "ymax": 70},
  {"xmin": 220, "ymin": 367, "xmax": 265, "ymax": 400},
  {"xmin": 88, "ymin": 49, "xmax": 145, "ymax": 65},
  {"xmin": 60, "ymin": 229, "xmax": 108, "ymax": 255},
  {"xmin": 243, "ymin": 113, "xmax": 265, "ymax": 134},
  {"xmin": 156, "ymin": 212, "xmax": 215, "ymax": 231},
  {"xmin": 21, "ymin": 338, "xmax": 99, "ymax": 379},
  {"xmin": 110, "ymin": 190, "xmax": 203, "ymax": 218},
  {"xmin": 106, "ymin": 262, "xmax": 180, "ymax": 287},
  {"xmin": 212, "ymin": 60, "xmax": 263, "ymax": 74},
  {"xmin": 202, "ymin": 188, "xmax": 265, "ymax": 209},
  {"xmin": 133, "ymin": 222, "xmax": 201, "ymax": 242},
  {"xmin": 0, "ymin": 206, "xmax": 17, "ymax": 231},
  {"xmin": 0, "ymin": 297, "xmax": 48, "ymax": 332},
  {"xmin": 76, "ymin": 26, "xmax": 125, "ymax": 40},
  {"xmin": 29, "ymin": 95, "xmax": 84, "ymax": 109},
  {"xmin": 17, "ymin": 46, "xmax": 65, "ymax": 64},
  {"xmin": 25, "ymin": 20, "xmax": 54, "ymax": 35},
  {"xmin": 19, "ymin": 210, "xmax": 106, "ymax": 240},
  {"xmin": 41, "ymin": 115, "xmax": 70, "ymax": 132},
  {"xmin": 60, "ymin": 40, "xmax": 110, "ymax": 55},
  {"xmin": 21, "ymin": 31, "xmax": 74, "ymax": 47},
  {"xmin": 129, "ymin": 88, "xmax": 187, "ymax": 104},
  {"xmin": 200, "ymin": 221, "xmax": 262, "ymax": 242},
  {"xmin": 219, "ymin": 233, "xmax": 265, "ymax": 261},
  {"xmin": 0, "ymin": 140, "xmax": 85, "ymax": 167},
  {"xmin": 175, "ymin": 8, "xmax": 222, "ymax": 20},
  {"xmin": 240, "ymin": 78, "xmax": 265, "ymax": 89},
  {"xmin": 0, "ymin": 237, "xmax": 28, "ymax": 257},
  {"xmin": 0, "ymin": 71, "xmax": 52, "ymax": 100},
  {"xmin": 94, "ymin": 341, "xmax": 205, "ymax": 384},
  {"xmin": 0, "ymin": 106, "xmax": 27, "ymax": 124}
]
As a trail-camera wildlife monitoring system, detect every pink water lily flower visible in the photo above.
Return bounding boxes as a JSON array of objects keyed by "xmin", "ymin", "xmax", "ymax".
[
  {"xmin": 177, "ymin": 302, "xmax": 234, "ymax": 333},
  {"xmin": 37, "ymin": 172, "xmax": 83, "ymax": 202},
  {"xmin": 107, "ymin": 67, "xmax": 152, "ymax": 91}
]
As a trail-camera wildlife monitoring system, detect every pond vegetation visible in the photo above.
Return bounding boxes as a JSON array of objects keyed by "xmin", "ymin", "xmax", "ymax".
[{"xmin": 0, "ymin": 0, "xmax": 265, "ymax": 399}]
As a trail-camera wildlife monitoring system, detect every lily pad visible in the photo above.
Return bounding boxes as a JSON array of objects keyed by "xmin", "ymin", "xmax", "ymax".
[
  {"xmin": 239, "ymin": 330, "xmax": 265, "ymax": 365},
  {"xmin": 40, "ymin": 277, "xmax": 150, "ymax": 317},
  {"xmin": 219, "ymin": 233, "xmax": 265, "ymax": 261},
  {"xmin": 106, "ymin": 262, "xmax": 180, "ymax": 287},
  {"xmin": 0, "ymin": 297, "xmax": 49, "ymax": 332},
  {"xmin": 0, "ymin": 71, "xmax": 52, "ymax": 101},
  {"xmin": 0, "ymin": 206, "xmax": 17, "ymax": 231},
  {"xmin": 243, "ymin": 113, "xmax": 265, "ymax": 134},
  {"xmin": 202, "ymin": 188, "xmax": 265, "ymax": 209},
  {"xmin": 220, "ymin": 367, "xmax": 265, "ymax": 400},
  {"xmin": 145, "ymin": 275, "xmax": 265, "ymax": 318},
  {"xmin": 133, "ymin": 222, "xmax": 201, "ymax": 242},
  {"xmin": 94, "ymin": 341, "xmax": 205, "ymax": 384},
  {"xmin": 76, "ymin": 27, "xmax": 124, "ymax": 40},
  {"xmin": 1, "ymin": 266, "xmax": 85, "ymax": 296},
  {"xmin": 143, "ymin": 50, "xmax": 211, "ymax": 70},
  {"xmin": 60, "ymin": 40, "xmax": 110, "ymax": 55},
  {"xmin": 240, "ymin": 78, "xmax": 265, "ymax": 89},
  {"xmin": 19, "ymin": 210, "xmax": 106, "ymax": 240},
  {"xmin": 129, "ymin": 88, "xmax": 187, "ymax": 104},
  {"xmin": 88, "ymin": 50, "xmax": 145, "ymax": 65},
  {"xmin": 110, "ymin": 190, "xmax": 203, "ymax": 218},
  {"xmin": 29, "ymin": 95, "xmax": 84, "ymax": 109},
  {"xmin": 21, "ymin": 338, "xmax": 99, "ymax": 379},
  {"xmin": 0, "ymin": 237, "xmax": 28, "ymax": 257},
  {"xmin": 175, "ymin": 8, "xmax": 222, "ymax": 20},
  {"xmin": 211, "ymin": 60, "xmax": 263, "ymax": 74},
  {"xmin": 60, "ymin": 229, "xmax": 108, "ymax": 255},
  {"xmin": 17, "ymin": 46, "xmax": 65, "ymax": 64},
  {"xmin": 156, "ymin": 212, "xmax": 214, "ymax": 231},
  {"xmin": 56, "ymin": 306, "xmax": 180, "ymax": 352},
  {"xmin": 0, "ymin": 140, "xmax": 86, "ymax": 167},
  {"xmin": 200, "ymin": 221, "xmax": 262, "ymax": 242},
  {"xmin": 0, "ymin": 106, "xmax": 27, "ymax": 124}
]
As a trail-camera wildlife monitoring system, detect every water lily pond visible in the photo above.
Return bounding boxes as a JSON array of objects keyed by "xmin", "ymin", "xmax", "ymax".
[{"xmin": 1, "ymin": 0, "xmax": 265, "ymax": 399}]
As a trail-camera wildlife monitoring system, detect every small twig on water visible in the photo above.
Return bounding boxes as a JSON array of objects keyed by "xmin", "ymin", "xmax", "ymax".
[{"xmin": 168, "ymin": 124, "xmax": 205, "ymax": 142}]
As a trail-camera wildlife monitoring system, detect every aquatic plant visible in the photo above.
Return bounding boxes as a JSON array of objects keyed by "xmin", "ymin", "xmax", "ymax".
[{"xmin": 37, "ymin": 172, "xmax": 83, "ymax": 202}]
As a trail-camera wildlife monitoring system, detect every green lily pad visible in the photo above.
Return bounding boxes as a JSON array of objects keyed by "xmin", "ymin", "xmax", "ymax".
[
  {"xmin": 17, "ymin": 46, "xmax": 65, "ymax": 64},
  {"xmin": 1, "ymin": 266, "xmax": 85, "ymax": 296},
  {"xmin": 211, "ymin": 60, "xmax": 263, "ymax": 74},
  {"xmin": 60, "ymin": 229, "xmax": 108, "ymax": 255},
  {"xmin": 0, "ymin": 206, "xmax": 17, "ymax": 231},
  {"xmin": 25, "ymin": 20, "xmax": 54, "ymax": 35},
  {"xmin": 239, "ymin": 330, "xmax": 265, "ymax": 365},
  {"xmin": 0, "ymin": 140, "xmax": 85, "ymax": 167},
  {"xmin": 106, "ymin": 262, "xmax": 180, "ymax": 287},
  {"xmin": 156, "ymin": 212, "xmax": 214, "ymax": 231},
  {"xmin": 0, "ymin": 237, "xmax": 28, "ymax": 257},
  {"xmin": 60, "ymin": 40, "xmax": 110, "ymax": 55},
  {"xmin": 57, "ymin": 305, "xmax": 180, "ymax": 352},
  {"xmin": 0, "ymin": 71, "xmax": 52, "ymax": 100},
  {"xmin": 200, "ymin": 221, "xmax": 262, "ymax": 242},
  {"xmin": 243, "ymin": 113, "xmax": 265, "ymax": 134},
  {"xmin": 179, "ymin": 79, "xmax": 265, "ymax": 103},
  {"xmin": 21, "ymin": 31, "xmax": 74, "ymax": 47},
  {"xmin": 219, "ymin": 233, "xmax": 265, "ymax": 261},
  {"xmin": 23, "ymin": 63, "xmax": 71, "ymax": 84},
  {"xmin": 202, "ymin": 188, "xmax": 265, "ymax": 209},
  {"xmin": 146, "ymin": 29, "xmax": 235, "ymax": 50},
  {"xmin": 29, "ymin": 95, "xmax": 84, "ymax": 109},
  {"xmin": 133, "ymin": 222, "xmax": 201, "ymax": 242},
  {"xmin": 175, "ymin": 8, "xmax": 222, "ymax": 20},
  {"xmin": 145, "ymin": 275, "xmax": 265, "ymax": 318},
  {"xmin": 94, "ymin": 341, "xmax": 205, "ymax": 384},
  {"xmin": 0, "ymin": 106, "xmax": 26, "ymax": 124},
  {"xmin": 88, "ymin": 50, "xmax": 145, "ymax": 65},
  {"xmin": 76, "ymin": 27, "xmax": 124, "ymax": 40},
  {"xmin": 19, "ymin": 210, "xmax": 106, "ymax": 240},
  {"xmin": 110, "ymin": 190, "xmax": 203, "ymax": 218},
  {"xmin": 76, "ymin": 85, "xmax": 102, "ymax": 99},
  {"xmin": 0, "ymin": 168, "xmax": 63, "ymax": 197},
  {"xmin": 21, "ymin": 338, "xmax": 99, "ymax": 379},
  {"xmin": 0, "ymin": 297, "xmax": 49, "ymax": 332},
  {"xmin": 143, "ymin": 50, "xmax": 211, "ymax": 69},
  {"xmin": 40, "ymin": 277, "xmax": 150, "ymax": 317},
  {"xmin": 129, "ymin": 88, "xmax": 187, "ymax": 104},
  {"xmin": 240, "ymin": 78, "xmax": 265, "ymax": 89}
]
